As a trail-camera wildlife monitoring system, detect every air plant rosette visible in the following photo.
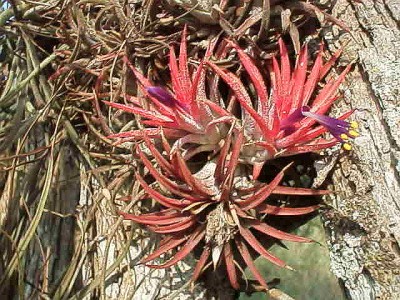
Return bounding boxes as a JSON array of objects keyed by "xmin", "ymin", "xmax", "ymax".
[
  {"xmin": 104, "ymin": 27, "xmax": 234, "ymax": 160},
  {"xmin": 119, "ymin": 129, "xmax": 331, "ymax": 290},
  {"xmin": 208, "ymin": 39, "xmax": 359, "ymax": 179},
  {"xmin": 106, "ymin": 28, "xmax": 359, "ymax": 292}
]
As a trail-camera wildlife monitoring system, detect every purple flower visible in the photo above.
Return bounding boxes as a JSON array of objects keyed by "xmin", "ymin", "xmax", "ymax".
[
  {"xmin": 282, "ymin": 106, "xmax": 359, "ymax": 150},
  {"xmin": 146, "ymin": 86, "xmax": 176, "ymax": 107}
]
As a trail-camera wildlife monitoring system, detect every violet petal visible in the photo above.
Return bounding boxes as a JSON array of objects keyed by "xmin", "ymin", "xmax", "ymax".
[
  {"xmin": 302, "ymin": 110, "xmax": 349, "ymax": 129},
  {"xmin": 146, "ymin": 86, "xmax": 176, "ymax": 107},
  {"xmin": 302, "ymin": 110, "xmax": 351, "ymax": 139}
]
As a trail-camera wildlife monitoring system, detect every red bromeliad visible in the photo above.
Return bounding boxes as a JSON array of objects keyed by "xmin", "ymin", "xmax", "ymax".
[
  {"xmin": 110, "ymin": 28, "xmax": 359, "ymax": 291},
  {"xmin": 120, "ymin": 129, "xmax": 329, "ymax": 290},
  {"xmin": 104, "ymin": 27, "xmax": 234, "ymax": 159},
  {"xmin": 208, "ymin": 39, "xmax": 359, "ymax": 179}
]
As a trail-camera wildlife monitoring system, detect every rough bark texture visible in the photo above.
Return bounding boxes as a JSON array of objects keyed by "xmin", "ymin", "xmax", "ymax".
[{"xmin": 320, "ymin": 0, "xmax": 400, "ymax": 299}]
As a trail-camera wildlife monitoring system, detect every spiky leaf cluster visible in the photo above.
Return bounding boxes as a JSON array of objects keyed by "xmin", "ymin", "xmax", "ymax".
[{"xmin": 106, "ymin": 28, "xmax": 358, "ymax": 290}]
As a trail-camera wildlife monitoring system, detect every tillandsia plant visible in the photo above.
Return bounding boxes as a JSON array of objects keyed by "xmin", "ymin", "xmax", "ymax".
[
  {"xmin": 104, "ymin": 27, "xmax": 234, "ymax": 160},
  {"xmin": 109, "ymin": 27, "xmax": 360, "ymax": 291},
  {"xmin": 120, "ymin": 129, "xmax": 330, "ymax": 290},
  {"xmin": 106, "ymin": 30, "xmax": 359, "ymax": 176},
  {"xmin": 208, "ymin": 39, "xmax": 359, "ymax": 178}
]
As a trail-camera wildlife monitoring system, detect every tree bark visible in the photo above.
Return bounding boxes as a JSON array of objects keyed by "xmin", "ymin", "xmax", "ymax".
[{"xmin": 321, "ymin": 0, "xmax": 400, "ymax": 299}]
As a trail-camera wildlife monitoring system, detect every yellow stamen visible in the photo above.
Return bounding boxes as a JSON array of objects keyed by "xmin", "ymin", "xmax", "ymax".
[
  {"xmin": 350, "ymin": 121, "xmax": 359, "ymax": 129},
  {"xmin": 343, "ymin": 143, "xmax": 352, "ymax": 151},
  {"xmin": 349, "ymin": 130, "xmax": 359, "ymax": 137},
  {"xmin": 340, "ymin": 134, "xmax": 349, "ymax": 140}
]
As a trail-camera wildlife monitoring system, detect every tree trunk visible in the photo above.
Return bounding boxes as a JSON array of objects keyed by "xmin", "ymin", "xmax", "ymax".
[{"xmin": 321, "ymin": 0, "xmax": 400, "ymax": 299}]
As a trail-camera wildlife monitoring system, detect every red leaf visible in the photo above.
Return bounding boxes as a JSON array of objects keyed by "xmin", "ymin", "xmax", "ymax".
[
  {"xmin": 283, "ymin": 139, "xmax": 338, "ymax": 156},
  {"xmin": 136, "ymin": 148, "xmax": 197, "ymax": 200},
  {"xmin": 279, "ymin": 38, "xmax": 291, "ymax": 97},
  {"xmin": 215, "ymin": 127, "xmax": 233, "ymax": 183},
  {"xmin": 103, "ymin": 101, "xmax": 174, "ymax": 123},
  {"xmin": 258, "ymin": 204, "xmax": 319, "ymax": 216},
  {"xmin": 107, "ymin": 128, "xmax": 183, "ymax": 140},
  {"xmin": 178, "ymin": 25, "xmax": 192, "ymax": 105},
  {"xmin": 290, "ymin": 44, "xmax": 308, "ymax": 112},
  {"xmin": 301, "ymin": 45, "xmax": 323, "ymax": 107},
  {"xmin": 237, "ymin": 184, "xmax": 329, "ymax": 197},
  {"xmin": 230, "ymin": 42, "xmax": 269, "ymax": 116},
  {"xmin": 140, "ymin": 119, "xmax": 179, "ymax": 129},
  {"xmin": 189, "ymin": 60, "xmax": 205, "ymax": 119},
  {"xmin": 272, "ymin": 186, "xmax": 330, "ymax": 196},
  {"xmin": 149, "ymin": 217, "xmax": 197, "ymax": 234},
  {"xmin": 204, "ymin": 99, "xmax": 231, "ymax": 117},
  {"xmin": 129, "ymin": 208, "xmax": 178, "ymax": 219},
  {"xmin": 270, "ymin": 57, "xmax": 282, "ymax": 102},
  {"xmin": 252, "ymin": 162, "xmax": 265, "ymax": 181},
  {"xmin": 146, "ymin": 225, "xmax": 206, "ymax": 269},
  {"xmin": 238, "ymin": 164, "xmax": 290, "ymax": 210},
  {"xmin": 192, "ymin": 59, "xmax": 207, "ymax": 102},
  {"xmin": 319, "ymin": 48, "xmax": 343, "ymax": 80},
  {"xmin": 312, "ymin": 64, "xmax": 352, "ymax": 113},
  {"xmin": 142, "ymin": 133, "xmax": 174, "ymax": 176},
  {"xmin": 123, "ymin": 56, "xmax": 151, "ymax": 87},
  {"xmin": 207, "ymin": 61, "xmax": 272, "ymax": 142},
  {"xmin": 220, "ymin": 128, "xmax": 244, "ymax": 201},
  {"xmin": 225, "ymin": 128, "xmax": 244, "ymax": 181},
  {"xmin": 192, "ymin": 246, "xmax": 211, "ymax": 282},
  {"xmin": 255, "ymin": 141, "xmax": 277, "ymax": 158},
  {"xmin": 118, "ymin": 210, "xmax": 184, "ymax": 225},
  {"xmin": 235, "ymin": 238, "xmax": 268, "ymax": 290},
  {"xmin": 224, "ymin": 241, "xmax": 240, "ymax": 289},
  {"xmin": 135, "ymin": 173, "xmax": 194, "ymax": 209},
  {"xmin": 141, "ymin": 235, "xmax": 188, "ymax": 264},
  {"xmin": 250, "ymin": 220, "xmax": 313, "ymax": 243},
  {"xmin": 174, "ymin": 152, "xmax": 214, "ymax": 196},
  {"xmin": 169, "ymin": 45, "xmax": 184, "ymax": 104},
  {"xmin": 240, "ymin": 226, "xmax": 287, "ymax": 268}
]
